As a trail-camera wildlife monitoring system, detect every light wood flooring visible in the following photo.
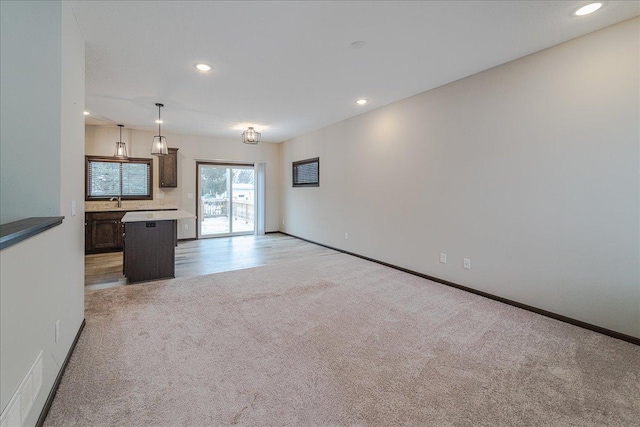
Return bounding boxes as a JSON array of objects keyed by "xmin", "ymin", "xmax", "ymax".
[{"xmin": 85, "ymin": 233, "xmax": 337, "ymax": 291}]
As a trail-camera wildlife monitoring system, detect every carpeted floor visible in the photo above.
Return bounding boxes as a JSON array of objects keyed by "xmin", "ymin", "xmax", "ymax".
[{"xmin": 46, "ymin": 253, "xmax": 639, "ymax": 426}]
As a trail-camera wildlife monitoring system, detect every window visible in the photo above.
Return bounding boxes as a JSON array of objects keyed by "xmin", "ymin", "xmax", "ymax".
[
  {"xmin": 292, "ymin": 157, "xmax": 319, "ymax": 187},
  {"xmin": 86, "ymin": 156, "xmax": 153, "ymax": 200}
]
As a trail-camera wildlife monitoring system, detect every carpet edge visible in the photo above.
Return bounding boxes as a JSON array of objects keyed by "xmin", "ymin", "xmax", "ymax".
[
  {"xmin": 280, "ymin": 232, "xmax": 640, "ymax": 346},
  {"xmin": 36, "ymin": 318, "xmax": 86, "ymax": 427}
]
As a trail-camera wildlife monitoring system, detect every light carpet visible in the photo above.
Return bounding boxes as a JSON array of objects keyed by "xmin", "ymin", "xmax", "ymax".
[{"xmin": 45, "ymin": 253, "xmax": 640, "ymax": 426}]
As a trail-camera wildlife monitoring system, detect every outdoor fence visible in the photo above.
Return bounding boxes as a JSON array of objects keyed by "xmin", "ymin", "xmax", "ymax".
[{"xmin": 202, "ymin": 199, "xmax": 254, "ymax": 223}]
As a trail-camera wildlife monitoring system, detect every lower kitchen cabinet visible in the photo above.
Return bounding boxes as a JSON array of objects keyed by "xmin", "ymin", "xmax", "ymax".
[
  {"xmin": 123, "ymin": 219, "xmax": 176, "ymax": 283},
  {"xmin": 85, "ymin": 211, "xmax": 125, "ymax": 254}
]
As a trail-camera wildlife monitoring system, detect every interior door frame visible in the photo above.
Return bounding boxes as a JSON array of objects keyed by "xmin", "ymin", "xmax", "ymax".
[{"xmin": 195, "ymin": 160, "xmax": 255, "ymax": 239}]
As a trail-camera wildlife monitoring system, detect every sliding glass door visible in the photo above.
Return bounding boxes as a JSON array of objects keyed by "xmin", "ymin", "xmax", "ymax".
[{"xmin": 197, "ymin": 163, "xmax": 255, "ymax": 238}]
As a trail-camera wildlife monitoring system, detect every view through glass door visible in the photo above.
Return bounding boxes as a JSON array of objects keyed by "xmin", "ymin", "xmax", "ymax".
[{"xmin": 198, "ymin": 163, "xmax": 255, "ymax": 237}]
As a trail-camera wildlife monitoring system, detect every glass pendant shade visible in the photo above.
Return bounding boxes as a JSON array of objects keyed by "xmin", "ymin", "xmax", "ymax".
[
  {"xmin": 242, "ymin": 127, "xmax": 260, "ymax": 145},
  {"xmin": 151, "ymin": 103, "xmax": 168, "ymax": 155},
  {"xmin": 114, "ymin": 124, "xmax": 128, "ymax": 158},
  {"xmin": 114, "ymin": 141, "xmax": 128, "ymax": 158},
  {"xmin": 151, "ymin": 135, "xmax": 168, "ymax": 155}
]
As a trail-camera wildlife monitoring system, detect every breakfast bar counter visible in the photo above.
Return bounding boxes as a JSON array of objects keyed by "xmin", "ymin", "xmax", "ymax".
[
  {"xmin": 121, "ymin": 209, "xmax": 194, "ymax": 223},
  {"xmin": 122, "ymin": 209, "xmax": 194, "ymax": 283}
]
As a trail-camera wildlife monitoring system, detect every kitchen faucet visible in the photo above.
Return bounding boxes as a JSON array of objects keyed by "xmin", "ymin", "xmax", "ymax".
[{"xmin": 110, "ymin": 196, "xmax": 122, "ymax": 208}]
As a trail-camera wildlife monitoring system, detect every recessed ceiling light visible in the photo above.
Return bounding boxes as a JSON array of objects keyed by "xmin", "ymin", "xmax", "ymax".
[
  {"xmin": 575, "ymin": 3, "xmax": 602, "ymax": 16},
  {"xmin": 350, "ymin": 41, "xmax": 366, "ymax": 49},
  {"xmin": 195, "ymin": 63, "xmax": 212, "ymax": 72},
  {"xmin": 83, "ymin": 111, "xmax": 90, "ymax": 115},
  {"xmin": 356, "ymin": 99, "xmax": 368, "ymax": 105},
  {"xmin": 155, "ymin": 119, "xmax": 164, "ymax": 124}
]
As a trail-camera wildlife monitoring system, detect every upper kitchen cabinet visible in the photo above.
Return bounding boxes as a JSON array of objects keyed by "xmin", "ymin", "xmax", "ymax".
[{"xmin": 159, "ymin": 148, "xmax": 179, "ymax": 188}]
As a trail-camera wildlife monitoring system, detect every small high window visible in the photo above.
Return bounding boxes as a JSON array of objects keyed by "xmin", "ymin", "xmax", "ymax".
[
  {"xmin": 292, "ymin": 157, "xmax": 319, "ymax": 187},
  {"xmin": 86, "ymin": 156, "xmax": 153, "ymax": 200}
]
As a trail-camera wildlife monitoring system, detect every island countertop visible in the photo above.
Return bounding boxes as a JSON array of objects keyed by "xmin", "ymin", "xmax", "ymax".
[{"xmin": 121, "ymin": 209, "xmax": 195, "ymax": 223}]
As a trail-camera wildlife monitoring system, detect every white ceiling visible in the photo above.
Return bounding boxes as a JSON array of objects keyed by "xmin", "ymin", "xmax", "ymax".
[{"xmin": 72, "ymin": 1, "xmax": 639, "ymax": 143}]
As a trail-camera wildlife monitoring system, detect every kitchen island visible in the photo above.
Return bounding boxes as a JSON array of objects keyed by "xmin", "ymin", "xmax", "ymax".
[{"xmin": 122, "ymin": 209, "xmax": 194, "ymax": 284}]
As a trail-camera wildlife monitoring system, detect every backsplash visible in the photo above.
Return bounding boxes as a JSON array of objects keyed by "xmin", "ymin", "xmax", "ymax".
[{"xmin": 85, "ymin": 199, "xmax": 179, "ymax": 212}]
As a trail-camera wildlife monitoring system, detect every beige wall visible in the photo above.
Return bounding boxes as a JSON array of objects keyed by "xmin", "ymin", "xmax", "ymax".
[
  {"xmin": 279, "ymin": 18, "xmax": 640, "ymax": 338},
  {"xmin": 85, "ymin": 127, "xmax": 281, "ymax": 237},
  {"xmin": 0, "ymin": 2, "xmax": 85, "ymax": 425},
  {"xmin": 1, "ymin": 1, "xmax": 61, "ymax": 223}
]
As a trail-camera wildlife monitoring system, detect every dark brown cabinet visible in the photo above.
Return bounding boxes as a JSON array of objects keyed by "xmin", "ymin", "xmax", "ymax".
[
  {"xmin": 159, "ymin": 148, "xmax": 178, "ymax": 188},
  {"xmin": 123, "ymin": 220, "xmax": 176, "ymax": 283},
  {"xmin": 85, "ymin": 209, "xmax": 178, "ymax": 254},
  {"xmin": 85, "ymin": 211, "xmax": 125, "ymax": 254}
]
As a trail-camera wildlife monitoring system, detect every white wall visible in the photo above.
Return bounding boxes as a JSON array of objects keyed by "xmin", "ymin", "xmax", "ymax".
[
  {"xmin": 0, "ymin": 1, "xmax": 62, "ymax": 223},
  {"xmin": 85, "ymin": 127, "xmax": 281, "ymax": 237},
  {"xmin": 280, "ymin": 18, "xmax": 640, "ymax": 338},
  {"xmin": 0, "ymin": 2, "xmax": 85, "ymax": 426}
]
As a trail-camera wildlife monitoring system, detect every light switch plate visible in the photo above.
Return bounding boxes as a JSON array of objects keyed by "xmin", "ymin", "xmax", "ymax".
[{"xmin": 440, "ymin": 253, "xmax": 447, "ymax": 264}]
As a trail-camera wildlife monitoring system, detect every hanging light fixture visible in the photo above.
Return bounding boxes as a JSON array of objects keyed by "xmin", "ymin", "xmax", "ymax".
[
  {"xmin": 242, "ymin": 127, "xmax": 260, "ymax": 145},
  {"xmin": 114, "ymin": 124, "xmax": 128, "ymax": 158},
  {"xmin": 151, "ymin": 103, "xmax": 168, "ymax": 156}
]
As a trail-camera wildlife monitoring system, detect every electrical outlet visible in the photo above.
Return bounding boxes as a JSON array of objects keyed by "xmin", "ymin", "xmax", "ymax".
[
  {"xmin": 55, "ymin": 320, "xmax": 60, "ymax": 343},
  {"xmin": 440, "ymin": 253, "xmax": 447, "ymax": 264},
  {"xmin": 157, "ymin": 193, "xmax": 165, "ymax": 199},
  {"xmin": 463, "ymin": 258, "xmax": 471, "ymax": 270},
  {"xmin": 344, "ymin": 232, "xmax": 349, "ymax": 240},
  {"xmin": 184, "ymin": 224, "xmax": 188, "ymax": 230},
  {"xmin": 71, "ymin": 200, "xmax": 77, "ymax": 217},
  {"xmin": 282, "ymin": 219, "xmax": 285, "ymax": 225},
  {"xmin": 187, "ymin": 193, "xmax": 193, "ymax": 199}
]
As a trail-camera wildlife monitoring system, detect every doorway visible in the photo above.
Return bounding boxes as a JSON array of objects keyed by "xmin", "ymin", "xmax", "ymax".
[{"xmin": 197, "ymin": 163, "xmax": 256, "ymax": 238}]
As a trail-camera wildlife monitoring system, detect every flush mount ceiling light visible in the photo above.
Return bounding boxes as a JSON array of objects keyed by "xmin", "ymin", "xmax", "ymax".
[
  {"xmin": 151, "ymin": 103, "xmax": 169, "ymax": 156},
  {"xmin": 84, "ymin": 111, "xmax": 90, "ymax": 115},
  {"xmin": 155, "ymin": 119, "xmax": 163, "ymax": 124},
  {"xmin": 356, "ymin": 99, "xmax": 368, "ymax": 105},
  {"xmin": 114, "ymin": 124, "xmax": 128, "ymax": 158},
  {"xmin": 575, "ymin": 3, "xmax": 602, "ymax": 16},
  {"xmin": 242, "ymin": 127, "xmax": 261, "ymax": 145},
  {"xmin": 195, "ymin": 63, "xmax": 212, "ymax": 72},
  {"xmin": 350, "ymin": 40, "xmax": 366, "ymax": 49}
]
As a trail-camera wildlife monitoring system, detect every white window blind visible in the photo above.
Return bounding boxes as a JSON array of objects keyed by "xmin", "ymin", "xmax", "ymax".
[
  {"xmin": 87, "ymin": 158, "xmax": 151, "ymax": 198},
  {"xmin": 292, "ymin": 157, "xmax": 319, "ymax": 187}
]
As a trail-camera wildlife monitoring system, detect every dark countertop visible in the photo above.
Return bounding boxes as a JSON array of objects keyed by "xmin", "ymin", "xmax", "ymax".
[{"xmin": 0, "ymin": 217, "xmax": 64, "ymax": 250}]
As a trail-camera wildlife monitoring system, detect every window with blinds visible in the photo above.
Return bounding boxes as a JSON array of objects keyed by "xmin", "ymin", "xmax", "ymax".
[
  {"xmin": 86, "ymin": 156, "xmax": 153, "ymax": 200},
  {"xmin": 292, "ymin": 157, "xmax": 319, "ymax": 187}
]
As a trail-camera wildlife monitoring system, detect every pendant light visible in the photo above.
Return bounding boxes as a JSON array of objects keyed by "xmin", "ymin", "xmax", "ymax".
[
  {"xmin": 114, "ymin": 124, "xmax": 128, "ymax": 158},
  {"xmin": 242, "ymin": 127, "xmax": 260, "ymax": 145},
  {"xmin": 151, "ymin": 103, "xmax": 168, "ymax": 156}
]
